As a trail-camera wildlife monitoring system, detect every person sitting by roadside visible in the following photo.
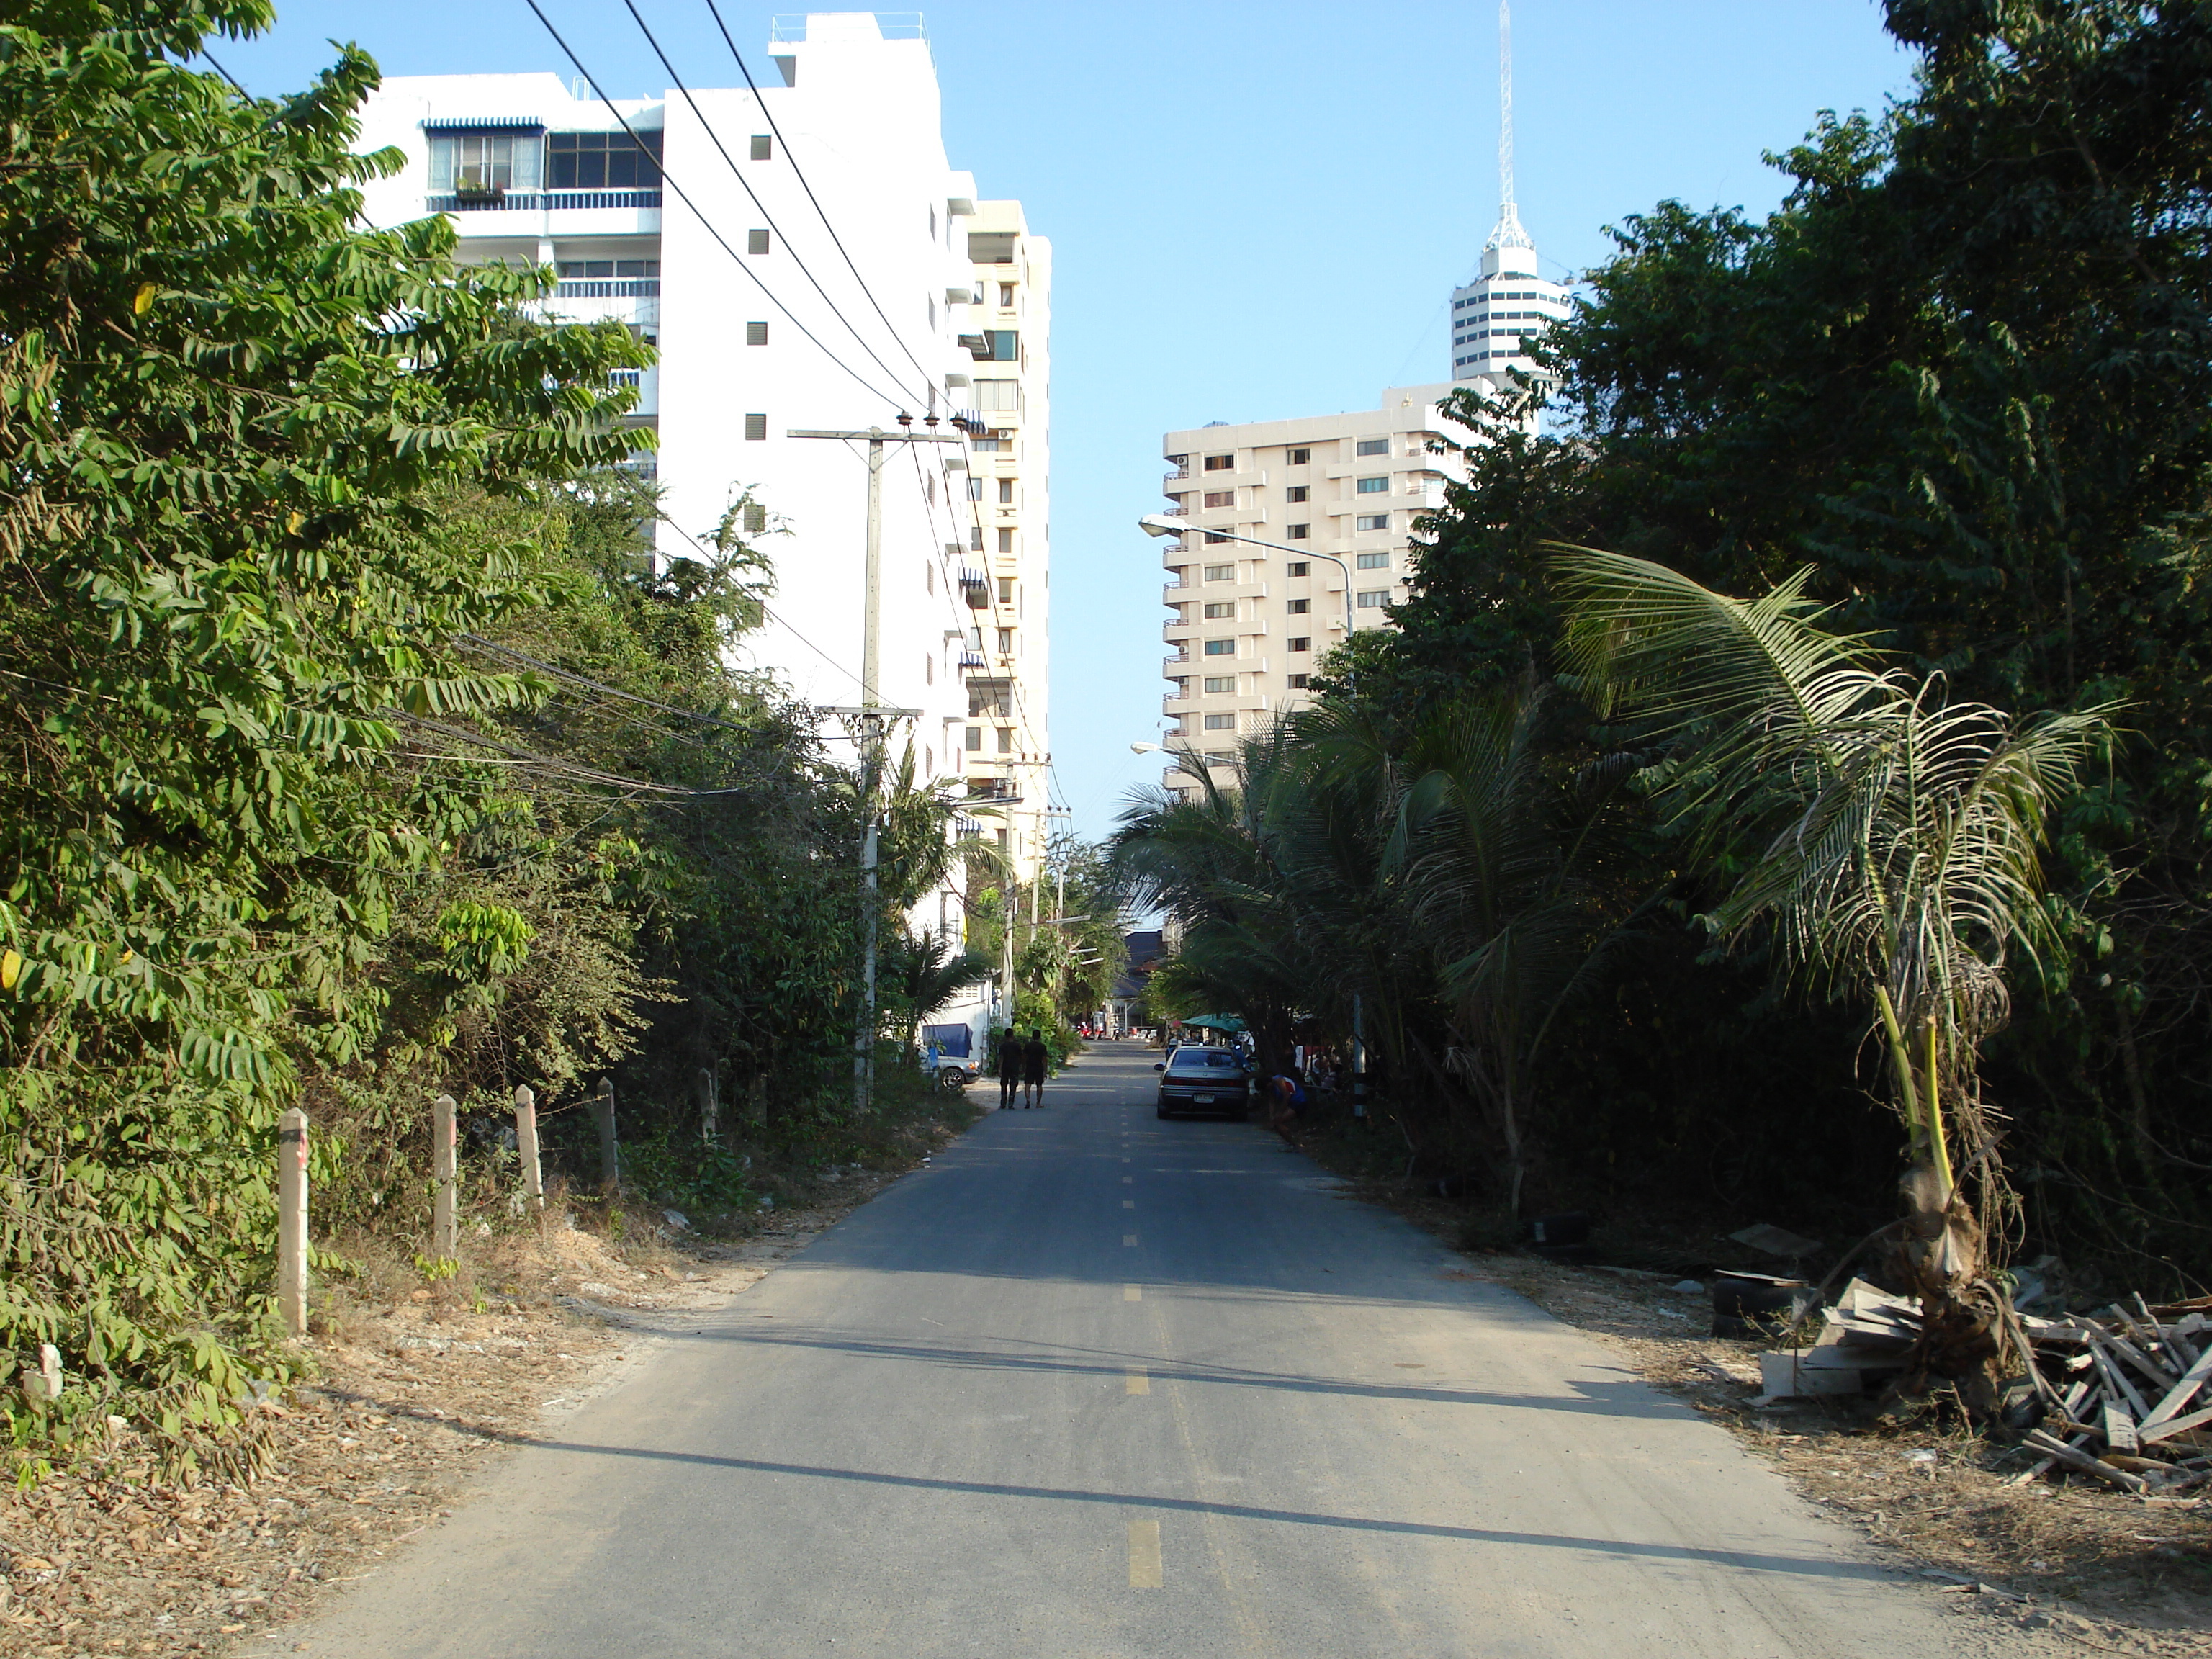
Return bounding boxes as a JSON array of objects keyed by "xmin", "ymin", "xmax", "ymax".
[{"xmin": 1267, "ymin": 1068, "xmax": 1308, "ymax": 1134}]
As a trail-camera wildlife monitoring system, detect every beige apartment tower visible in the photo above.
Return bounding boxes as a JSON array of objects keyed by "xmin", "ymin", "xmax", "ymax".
[
  {"xmin": 1156, "ymin": 386, "xmax": 1468, "ymax": 796},
  {"xmin": 950, "ymin": 202, "xmax": 1051, "ymax": 875}
]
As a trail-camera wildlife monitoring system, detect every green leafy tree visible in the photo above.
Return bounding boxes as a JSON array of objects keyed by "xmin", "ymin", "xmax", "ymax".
[{"xmin": 0, "ymin": 2, "xmax": 644, "ymax": 1432}]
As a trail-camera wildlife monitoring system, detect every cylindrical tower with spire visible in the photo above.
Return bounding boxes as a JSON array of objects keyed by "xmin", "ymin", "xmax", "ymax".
[{"xmin": 1449, "ymin": 0, "xmax": 1568, "ymax": 405}]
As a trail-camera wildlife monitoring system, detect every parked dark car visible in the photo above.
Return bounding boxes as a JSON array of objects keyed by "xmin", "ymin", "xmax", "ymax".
[{"xmin": 1154, "ymin": 1045, "xmax": 1251, "ymax": 1120}]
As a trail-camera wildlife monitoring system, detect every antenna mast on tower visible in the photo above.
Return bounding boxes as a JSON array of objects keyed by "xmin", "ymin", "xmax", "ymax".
[{"xmin": 1485, "ymin": 0, "xmax": 1532, "ymax": 253}]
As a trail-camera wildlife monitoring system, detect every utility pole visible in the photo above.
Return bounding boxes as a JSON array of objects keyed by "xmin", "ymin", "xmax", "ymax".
[{"xmin": 791, "ymin": 421, "xmax": 961, "ymax": 1117}]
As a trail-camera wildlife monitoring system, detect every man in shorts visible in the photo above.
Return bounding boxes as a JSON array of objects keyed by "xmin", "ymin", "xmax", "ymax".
[
  {"xmin": 995, "ymin": 1032, "xmax": 1020, "ymax": 1110},
  {"xmin": 1022, "ymin": 1030, "xmax": 1050, "ymax": 1107}
]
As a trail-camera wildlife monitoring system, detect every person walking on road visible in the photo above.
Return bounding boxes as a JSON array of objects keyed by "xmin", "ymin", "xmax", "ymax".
[
  {"xmin": 994, "ymin": 1032, "xmax": 1020, "ymax": 1110},
  {"xmin": 1022, "ymin": 1030, "xmax": 1050, "ymax": 1107}
]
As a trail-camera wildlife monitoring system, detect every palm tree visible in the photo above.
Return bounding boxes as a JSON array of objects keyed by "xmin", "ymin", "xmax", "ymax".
[
  {"xmin": 888, "ymin": 927, "xmax": 992, "ymax": 1062},
  {"xmin": 1356, "ymin": 689, "xmax": 1638, "ymax": 1217},
  {"xmin": 1552, "ymin": 546, "xmax": 2112, "ymax": 1393}
]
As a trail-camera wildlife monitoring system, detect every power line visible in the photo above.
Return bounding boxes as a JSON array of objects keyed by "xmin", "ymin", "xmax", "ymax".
[
  {"xmin": 700, "ymin": 0, "xmax": 946, "ymax": 397},
  {"xmin": 619, "ymin": 0, "xmax": 935, "ymax": 411},
  {"xmin": 197, "ymin": 50, "xmax": 249, "ymax": 96},
  {"xmin": 520, "ymin": 0, "xmax": 909, "ymax": 411},
  {"xmin": 647, "ymin": 503, "xmax": 884, "ymax": 708}
]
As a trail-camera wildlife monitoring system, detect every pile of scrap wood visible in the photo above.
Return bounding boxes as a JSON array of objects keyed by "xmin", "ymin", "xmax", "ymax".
[
  {"xmin": 2015, "ymin": 1295, "xmax": 2212, "ymax": 1493},
  {"xmin": 1758, "ymin": 1283, "xmax": 2212, "ymax": 1491}
]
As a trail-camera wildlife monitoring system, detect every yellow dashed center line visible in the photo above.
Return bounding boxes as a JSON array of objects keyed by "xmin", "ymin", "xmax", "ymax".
[
  {"xmin": 1128, "ymin": 1518, "xmax": 1163, "ymax": 1588},
  {"xmin": 1125, "ymin": 1366, "xmax": 1150, "ymax": 1395}
]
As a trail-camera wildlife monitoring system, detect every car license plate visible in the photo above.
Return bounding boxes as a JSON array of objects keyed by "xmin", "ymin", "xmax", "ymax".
[{"xmin": 1192, "ymin": 1094, "xmax": 1214, "ymax": 1105}]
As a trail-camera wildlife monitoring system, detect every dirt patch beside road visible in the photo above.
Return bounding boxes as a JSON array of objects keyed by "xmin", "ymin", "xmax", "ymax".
[
  {"xmin": 1319, "ymin": 1180, "xmax": 2203, "ymax": 1655},
  {"xmin": 0, "ymin": 1151, "xmax": 934, "ymax": 1659}
]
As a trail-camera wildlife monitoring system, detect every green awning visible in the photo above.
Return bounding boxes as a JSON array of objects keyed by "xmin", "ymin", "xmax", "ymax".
[{"xmin": 1178, "ymin": 1013, "xmax": 1246, "ymax": 1032}]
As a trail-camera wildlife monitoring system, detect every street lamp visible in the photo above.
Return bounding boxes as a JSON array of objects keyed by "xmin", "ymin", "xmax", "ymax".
[
  {"xmin": 1137, "ymin": 513, "xmax": 1360, "ymax": 696},
  {"xmin": 1130, "ymin": 741, "xmax": 1161, "ymax": 754}
]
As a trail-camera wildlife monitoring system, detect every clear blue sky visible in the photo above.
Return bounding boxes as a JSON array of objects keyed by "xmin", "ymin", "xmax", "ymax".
[{"xmin": 215, "ymin": 2, "xmax": 1918, "ymax": 843}]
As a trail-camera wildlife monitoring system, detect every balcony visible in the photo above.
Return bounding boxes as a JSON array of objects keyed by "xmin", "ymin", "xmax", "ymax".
[
  {"xmin": 1165, "ymin": 648, "xmax": 1190, "ymax": 667},
  {"xmin": 958, "ymin": 569, "xmax": 989, "ymax": 608},
  {"xmin": 428, "ymin": 189, "xmax": 664, "ymax": 213},
  {"xmin": 1162, "ymin": 619, "xmax": 1195, "ymax": 642},
  {"xmin": 958, "ymin": 650, "xmax": 988, "ymax": 669},
  {"xmin": 554, "ymin": 279, "xmax": 660, "ymax": 299}
]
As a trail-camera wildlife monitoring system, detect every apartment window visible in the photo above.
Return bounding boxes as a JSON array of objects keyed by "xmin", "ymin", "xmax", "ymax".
[
  {"xmin": 557, "ymin": 259, "xmax": 659, "ymax": 280},
  {"xmin": 1357, "ymin": 438, "xmax": 1390, "ymax": 457},
  {"xmin": 997, "ymin": 577, "xmax": 1015, "ymax": 604},
  {"xmin": 547, "ymin": 130, "xmax": 663, "ymax": 190},
  {"xmin": 1203, "ymin": 675, "xmax": 1235, "ymax": 693},
  {"xmin": 996, "ymin": 629, "xmax": 1013, "ymax": 653},
  {"xmin": 974, "ymin": 329, "xmax": 1018, "ymax": 361},
  {"xmin": 1287, "ymin": 447, "xmax": 1310, "ymax": 465},
  {"xmin": 969, "ymin": 526, "xmax": 984, "ymax": 551},
  {"xmin": 998, "ymin": 282, "xmax": 1015, "ymax": 306},
  {"xmin": 1286, "ymin": 524, "xmax": 1310, "ymax": 539},
  {"xmin": 430, "ymin": 131, "xmax": 541, "ymax": 194},
  {"xmin": 742, "ymin": 503, "xmax": 767, "ymax": 533},
  {"xmin": 1286, "ymin": 486, "xmax": 1309, "ymax": 503},
  {"xmin": 965, "ymin": 725, "xmax": 982, "ymax": 751},
  {"xmin": 750, "ymin": 134, "xmax": 772, "ymax": 161},
  {"xmin": 1202, "ymin": 490, "xmax": 1234, "ymax": 509},
  {"xmin": 1286, "ymin": 598, "xmax": 1309, "ymax": 615},
  {"xmin": 747, "ymin": 228, "xmax": 770, "ymax": 255},
  {"xmin": 1202, "ymin": 564, "xmax": 1234, "ymax": 582},
  {"xmin": 1203, "ymin": 454, "xmax": 1233, "ymax": 472},
  {"xmin": 969, "ymin": 682, "xmax": 1012, "ymax": 718},
  {"xmin": 1204, "ymin": 533, "xmax": 1229, "ymax": 544},
  {"xmin": 998, "ymin": 478, "xmax": 1015, "ymax": 505},
  {"xmin": 744, "ymin": 413, "xmax": 768, "ymax": 441},
  {"xmin": 1203, "ymin": 713, "xmax": 1236, "ymax": 731},
  {"xmin": 1205, "ymin": 752, "xmax": 1234, "ymax": 766},
  {"xmin": 1357, "ymin": 551, "xmax": 1391, "ymax": 568},
  {"xmin": 997, "ymin": 528, "xmax": 1014, "ymax": 554},
  {"xmin": 1356, "ymin": 476, "xmax": 1388, "ymax": 494},
  {"xmin": 973, "ymin": 378, "xmax": 1019, "ymax": 411},
  {"xmin": 968, "ymin": 477, "xmax": 986, "ymax": 500},
  {"xmin": 1286, "ymin": 673, "xmax": 1310, "ymax": 688},
  {"xmin": 745, "ymin": 320, "xmax": 768, "ymax": 346},
  {"xmin": 1287, "ymin": 637, "xmax": 1311, "ymax": 652},
  {"xmin": 1356, "ymin": 515, "xmax": 1390, "ymax": 533},
  {"xmin": 1203, "ymin": 639, "xmax": 1235, "ymax": 657},
  {"xmin": 1286, "ymin": 561, "xmax": 1309, "ymax": 577},
  {"xmin": 1357, "ymin": 590, "xmax": 1389, "ymax": 608},
  {"xmin": 1202, "ymin": 601, "xmax": 1235, "ymax": 619},
  {"xmin": 997, "ymin": 727, "xmax": 1014, "ymax": 754}
]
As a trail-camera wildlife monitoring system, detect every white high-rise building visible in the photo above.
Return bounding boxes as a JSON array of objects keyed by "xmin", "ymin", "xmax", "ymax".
[
  {"xmin": 1449, "ymin": 0, "xmax": 1568, "ymax": 390},
  {"xmin": 352, "ymin": 13, "xmax": 1051, "ymax": 975}
]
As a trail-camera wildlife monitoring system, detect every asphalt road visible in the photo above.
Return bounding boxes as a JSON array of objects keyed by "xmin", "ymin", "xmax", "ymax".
[{"xmin": 290, "ymin": 1042, "xmax": 1992, "ymax": 1658}]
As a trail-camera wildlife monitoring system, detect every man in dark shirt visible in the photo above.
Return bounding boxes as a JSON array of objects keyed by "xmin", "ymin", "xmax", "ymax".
[
  {"xmin": 1022, "ymin": 1030, "xmax": 1050, "ymax": 1107},
  {"xmin": 994, "ymin": 1032, "xmax": 1020, "ymax": 1110}
]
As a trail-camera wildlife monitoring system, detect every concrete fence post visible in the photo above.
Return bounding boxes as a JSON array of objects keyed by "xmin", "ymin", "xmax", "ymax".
[
  {"xmin": 513, "ymin": 1084, "xmax": 544, "ymax": 1220},
  {"xmin": 593, "ymin": 1076, "xmax": 620, "ymax": 1192},
  {"xmin": 698, "ymin": 1067, "xmax": 719, "ymax": 1145},
  {"xmin": 432, "ymin": 1092, "xmax": 458, "ymax": 1262},
  {"xmin": 277, "ymin": 1106, "xmax": 310, "ymax": 1338}
]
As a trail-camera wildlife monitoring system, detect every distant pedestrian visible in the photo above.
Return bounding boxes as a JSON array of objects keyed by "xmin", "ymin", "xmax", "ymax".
[
  {"xmin": 994, "ymin": 1032, "xmax": 1020, "ymax": 1110},
  {"xmin": 1022, "ymin": 1030, "xmax": 1050, "ymax": 1107}
]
